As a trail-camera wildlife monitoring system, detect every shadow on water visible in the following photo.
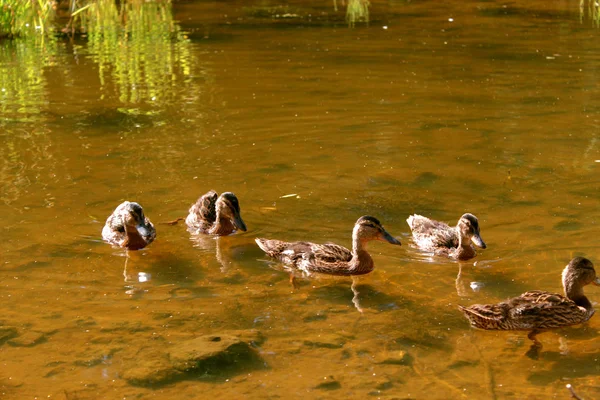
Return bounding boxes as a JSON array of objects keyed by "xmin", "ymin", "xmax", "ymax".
[
  {"xmin": 310, "ymin": 281, "xmax": 413, "ymax": 311},
  {"xmin": 528, "ymin": 347, "xmax": 600, "ymax": 385}
]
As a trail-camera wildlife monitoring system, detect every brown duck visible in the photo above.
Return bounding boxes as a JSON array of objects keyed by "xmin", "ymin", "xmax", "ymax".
[
  {"xmin": 102, "ymin": 201, "xmax": 156, "ymax": 250},
  {"xmin": 459, "ymin": 257, "xmax": 600, "ymax": 350},
  {"xmin": 185, "ymin": 191, "xmax": 247, "ymax": 236},
  {"xmin": 406, "ymin": 213, "xmax": 486, "ymax": 260},
  {"xmin": 255, "ymin": 216, "xmax": 401, "ymax": 276}
]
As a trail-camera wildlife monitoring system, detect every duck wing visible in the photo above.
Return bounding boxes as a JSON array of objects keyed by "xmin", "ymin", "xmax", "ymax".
[
  {"xmin": 460, "ymin": 290, "xmax": 591, "ymax": 331},
  {"xmin": 186, "ymin": 190, "xmax": 218, "ymax": 232},
  {"xmin": 196, "ymin": 190, "xmax": 218, "ymax": 224},
  {"xmin": 310, "ymin": 242, "xmax": 353, "ymax": 263},
  {"xmin": 407, "ymin": 214, "xmax": 457, "ymax": 249},
  {"xmin": 255, "ymin": 239, "xmax": 352, "ymax": 267},
  {"xmin": 507, "ymin": 290, "xmax": 591, "ymax": 329},
  {"xmin": 255, "ymin": 239, "xmax": 313, "ymax": 263}
]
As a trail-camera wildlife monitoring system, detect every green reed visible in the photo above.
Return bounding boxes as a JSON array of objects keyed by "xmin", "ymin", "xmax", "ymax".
[
  {"xmin": 0, "ymin": 0, "xmax": 56, "ymax": 37},
  {"xmin": 580, "ymin": 0, "xmax": 600, "ymax": 26}
]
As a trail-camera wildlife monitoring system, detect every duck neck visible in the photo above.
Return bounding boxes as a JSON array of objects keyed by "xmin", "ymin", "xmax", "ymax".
[
  {"xmin": 564, "ymin": 280, "xmax": 592, "ymax": 310},
  {"xmin": 454, "ymin": 232, "xmax": 475, "ymax": 260},
  {"xmin": 124, "ymin": 225, "xmax": 147, "ymax": 250},
  {"xmin": 211, "ymin": 206, "xmax": 236, "ymax": 235},
  {"xmin": 350, "ymin": 234, "xmax": 374, "ymax": 275}
]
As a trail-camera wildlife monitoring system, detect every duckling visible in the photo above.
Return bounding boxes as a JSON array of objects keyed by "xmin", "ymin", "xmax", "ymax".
[
  {"xmin": 186, "ymin": 190, "xmax": 247, "ymax": 236},
  {"xmin": 102, "ymin": 201, "xmax": 156, "ymax": 250},
  {"xmin": 255, "ymin": 216, "xmax": 401, "ymax": 276},
  {"xmin": 407, "ymin": 213, "xmax": 486, "ymax": 260},
  {"xmin": 459, "ymin": 257, "xmax": 600, "ymax": 354}
]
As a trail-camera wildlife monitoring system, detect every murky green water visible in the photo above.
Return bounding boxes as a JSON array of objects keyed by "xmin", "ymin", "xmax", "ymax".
[{"xmin": 2, "ymin": 0, "xmax": 600, "ymax": 398}]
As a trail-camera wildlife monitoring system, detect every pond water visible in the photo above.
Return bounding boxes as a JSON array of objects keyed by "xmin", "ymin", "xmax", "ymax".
[{"xmin": 2, "ymin": 0, "xmax": 600, "ymax": 398}]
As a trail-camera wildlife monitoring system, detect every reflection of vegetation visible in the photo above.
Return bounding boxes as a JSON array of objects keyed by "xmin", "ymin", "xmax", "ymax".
[
  {"xmin": 580, "ymin": 0, "xmax": 600, "ymax": 26},
  {"xmin": 0, "ymin": 0, "xmax": 202, "ymax": 118},
  {"xmin": 77, "ymin": 0, "xmax": 196, "ymax": 108},
  {"xmin": 0, "ymin": 0, "xmax": 55, "ymax": 38},
  {"xmin": 243, "ymin": 5, "xmax": 300, "ymax": 19},
  {"xmin": 0, "ymin": 127, "xmax": 58, "ymax": 208},
  {"xmin": 333, "ymin": 0, "xmax": 370, "ymax": 27},
  {"xmin": 0, "ymin": 35, "xmax": 62, "ymax": 120},
  {"xmin": 346, "ymin": 0, "xmax": 370, "ymax": 27}
]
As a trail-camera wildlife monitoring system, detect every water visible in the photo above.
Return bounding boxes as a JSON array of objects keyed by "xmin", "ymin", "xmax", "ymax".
[{"xmin": 2, "ymin": 0, "xmax": 600, "ymax": 398}]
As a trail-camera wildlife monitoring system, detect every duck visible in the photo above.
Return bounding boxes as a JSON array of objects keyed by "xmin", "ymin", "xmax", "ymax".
[
  {"xmin": 406, "ymin": 213, "xmax": 486, "ymax": 260},
  {"xmin": 102, "ymin": 201, "xmax": 156, "ymax": 250},
  {"xmin": 255, "ymin": 216, "xmax": 401, "ymax": 276},
  {"xmin": 185, "ymin": 190, "xmax": 247, "ymax": 236},
  {"xmin": 459, "ymin": 257, "xmax": 600, "ymax": 353}
]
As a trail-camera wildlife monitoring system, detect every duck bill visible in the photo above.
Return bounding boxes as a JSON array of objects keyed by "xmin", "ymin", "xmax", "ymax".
[
  {"xmin": 233, "ymin": 213, "xmax": 247, "ymax": 232},
  {"xmin": 380, "ymin": 230, "xmax": 401, "ymax": 245},
  {"xmin": 471, "ymin": 234, "xmax": 486, "ymax": 249}
]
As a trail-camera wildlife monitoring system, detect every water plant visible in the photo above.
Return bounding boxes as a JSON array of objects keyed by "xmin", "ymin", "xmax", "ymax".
[
  {"xmin": 580, "ymin": 0, "xmax": 600, "ymax": 26},
  {"xmin": 0, "ymin": 0, "xmax": 56, "ymax": 38}
]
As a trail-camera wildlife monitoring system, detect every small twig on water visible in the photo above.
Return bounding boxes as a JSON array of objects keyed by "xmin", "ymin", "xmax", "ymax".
[
  {"xmin": 161, "ymin": 217, "xmax": 185, "ymax": 225},
  {"xmin": 566, "ymin": 384, "xmax": 584, "ymax": 400}
]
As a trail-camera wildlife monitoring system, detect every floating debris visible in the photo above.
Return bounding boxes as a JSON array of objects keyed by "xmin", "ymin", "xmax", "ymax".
[{"xmin": 566, "ymin": 384, "xmax": 584, "ymax": 400}]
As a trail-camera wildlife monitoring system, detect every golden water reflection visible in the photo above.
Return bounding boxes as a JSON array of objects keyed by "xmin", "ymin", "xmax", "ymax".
[
  {"xmin": 0, "ymin": 0, "xmax": 202, "ymax": 124},
  {"xmin": 1, "ymin": 0, "xmax": 600, "ymax": 399},
  {"xmin": 81, "ymin": 0, "xmax": 200, "ymax": 109},
  {"xmin": 0, "ymin": 36, "xmax": 62, "ymax": 121}
]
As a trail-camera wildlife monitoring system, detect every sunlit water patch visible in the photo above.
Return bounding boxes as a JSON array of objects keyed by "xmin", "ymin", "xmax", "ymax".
[{"xmin": 1, "ymin": 0, "xmax": 600, "ymax": 399}]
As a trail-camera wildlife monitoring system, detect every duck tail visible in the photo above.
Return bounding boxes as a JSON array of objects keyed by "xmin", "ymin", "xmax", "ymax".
[
  {"xmin": 458, "ymin": 304, "xmax": 506, "ymax": 330},
  {"xmin": 255, "ymin": 238, "xmax": 285, "ymax": 257},
  {"xmin": 255, "ymin": 238, "xmax": 269, "ymax": 252}
]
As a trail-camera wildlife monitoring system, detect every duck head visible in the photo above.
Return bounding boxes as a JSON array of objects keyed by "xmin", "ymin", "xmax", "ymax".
[
  {"xmin": 354, "ymin": 215, "xmax": 401, "ymax": 245},
  {"xmin": 563, "ymin": 257, "xmax": 600, "ymax": 292},
  {"xmin": 116, "ymin": 201, "xmax": 154, "ymax": 239},
  {"xmin": 216, "ymin": 192, "xmax": 247, "ymax": 232},
  {"xmin": 457, "ymin": 213, "xmax": 486, "ymax": 249}
]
